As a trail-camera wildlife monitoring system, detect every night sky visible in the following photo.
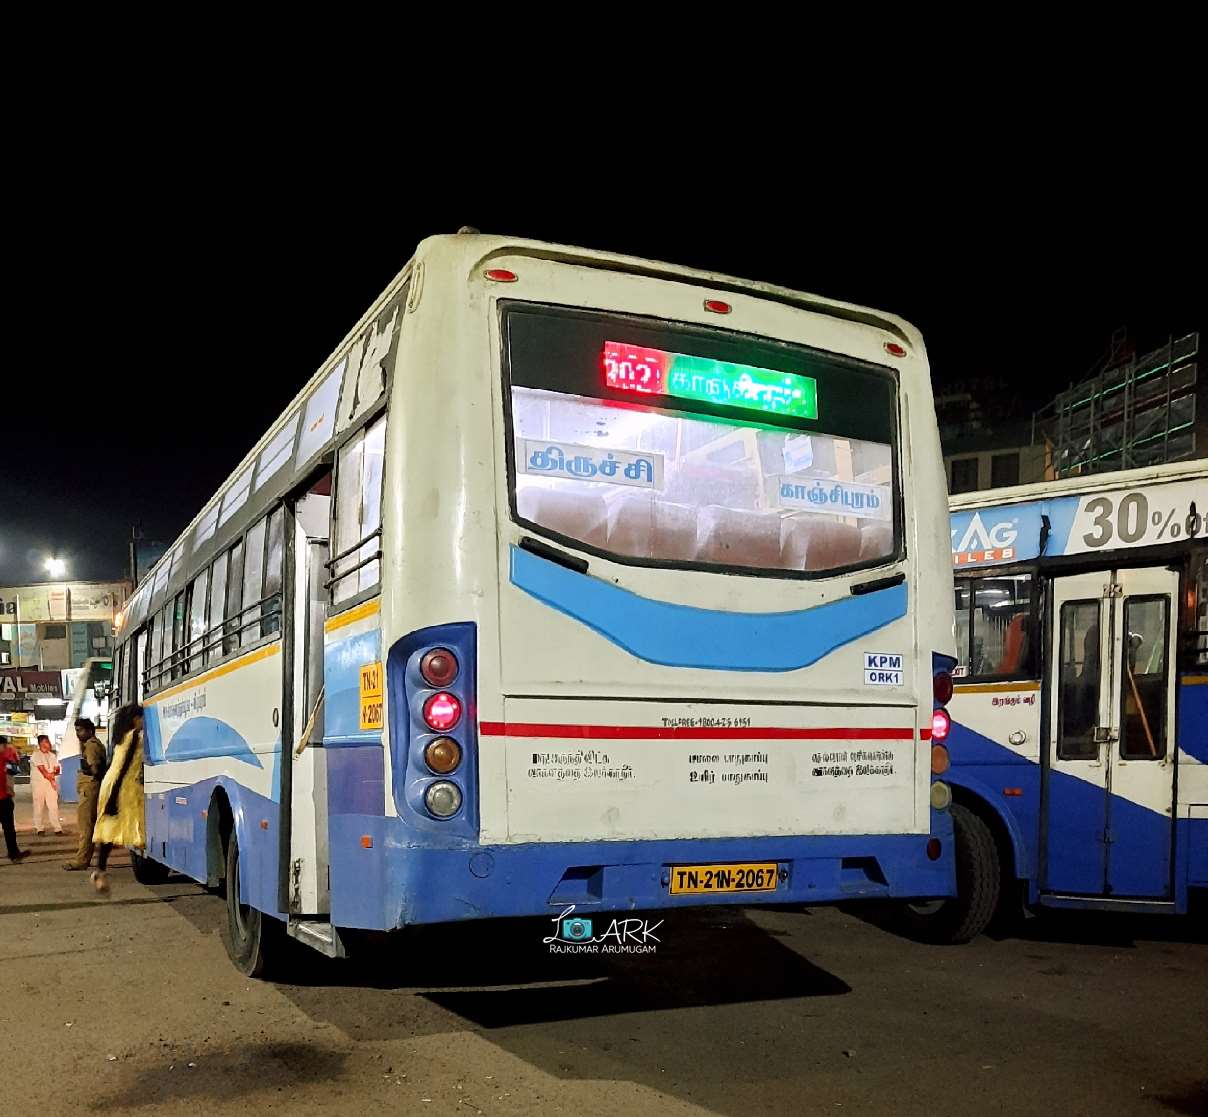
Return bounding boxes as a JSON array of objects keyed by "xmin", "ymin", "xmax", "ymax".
[{"xmin": 2, "ymin": 136, "xmax": 1200, "ymax": 586}]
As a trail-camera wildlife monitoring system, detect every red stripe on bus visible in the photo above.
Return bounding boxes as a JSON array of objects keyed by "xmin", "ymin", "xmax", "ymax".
[{"xmin": 479, "ymin": 722, "xmax": 924, "ymax": 741}]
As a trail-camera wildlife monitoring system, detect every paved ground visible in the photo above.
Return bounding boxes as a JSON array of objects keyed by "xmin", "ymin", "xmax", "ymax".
[{"xmin": 2, "ymin": 784, "xmax": 1205, "ymax": 1116}]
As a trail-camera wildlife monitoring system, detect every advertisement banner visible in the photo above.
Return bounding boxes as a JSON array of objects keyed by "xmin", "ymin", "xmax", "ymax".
[
  {"xmin": 0, "ymin": 583, "xmax": 128, "ymax": 623},
  {"xmin": 0, "ymin": 669, "xmax": 63, "ymax": 706},
  {"xmin": 951, "ymin": 477, "xmax": 1206, "ymax": 567}
]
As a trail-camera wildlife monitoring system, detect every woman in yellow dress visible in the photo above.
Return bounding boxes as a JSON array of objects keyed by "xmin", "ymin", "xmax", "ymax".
[{"xmin": 91, "ymin": 702, "xmax": 146, "ymax": 895}]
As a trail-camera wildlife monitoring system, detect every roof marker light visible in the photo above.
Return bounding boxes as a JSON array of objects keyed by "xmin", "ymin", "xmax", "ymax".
[
  {"xmin": 884, "ymin": 341, "xmax": 908, "ymax": 358},
  {"xmin": 703, "ymin": 298, "xmax": 732, "ymax": 314},
  {"xmin": 485, "ymin": 268, "xmax": 518, "ymax": 283}
]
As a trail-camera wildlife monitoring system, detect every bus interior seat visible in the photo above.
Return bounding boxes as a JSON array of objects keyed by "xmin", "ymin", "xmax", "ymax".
[
  {"xmin": 779, "ymin": 515, "xmax": 814, "ymax": 569},
  {"xmin": 696, "ymin": 506, "xmax": 782, "ymax": 568},
  {"xmin": 996, "ymin": 613, "xmax": 1028, "ymax": 674},
  {"xmin": 804, "ymin": 520, "xmax": 861, "ymax": 571},
  {"xmin": 517, "ymin": 485, "xmax": 609, "ymax": 550},
  {"xmin": 858, "ymin": 523, "xmax": 894, "ymax": 562},
  {"xmin": 607, "ymin": 495, "xmax": 698, "ymax": 562}
]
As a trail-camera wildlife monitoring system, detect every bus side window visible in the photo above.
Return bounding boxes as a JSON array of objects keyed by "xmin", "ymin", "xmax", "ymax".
[
  {"xmin": 224, "ymin": 540, "xmax": 245, "ymax": 656},
  {"xmin": 1192, "ymin": 548, "xmax": 1208, "ymax": 668},
  {"xmin": 1120, "ymin": 596, "xmax": 1169, "ymax": 760},
  {"xmin": 171, "ymin": 591, "xmax": 187, "ymax": 680},
  {"xmin": 207, "ymin": 551, "xmax": 227, "ymax": 666},
  {"xmin": 953, "ymin": 573, "xmax": 1036, "ymax": 679},
  {"xmin": 331, "ymin": 415, "xmax": 386, "ymax": 605},
  {"xmin": 241, "ymin": 519, "xmax": 267, "ymax": 649},
  {"xmin": 186, "ymin": 569, "xmax": 209, "ymax": 675},
  {"xmin": 262, "ymin": 507, "xmax": 284, "ymax": 638},
  {"xmin": 154, "ymin": 605, "xmax": 170, "ymax": 690},
  {"xmin": 1057, "ymin": 600, "xmax": 1101, "ymax": 759},
  {"xmin": 136, "ymin": 628, "xmax": 148, "ymax": 702}
]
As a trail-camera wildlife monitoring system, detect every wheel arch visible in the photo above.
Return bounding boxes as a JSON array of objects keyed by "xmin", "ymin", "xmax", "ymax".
[
  {"xmin": 945, "ymin": 771, "xmax": 1030, "ymax": 883},
  {"xmin": 206, "ymin": 780, "xmax": 249, "ymax": 892}
]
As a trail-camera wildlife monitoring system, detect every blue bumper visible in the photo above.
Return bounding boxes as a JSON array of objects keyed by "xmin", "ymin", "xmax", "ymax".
[{"xmin": 329, "ymin": 810, "xmax": 956, "ymax": 930}]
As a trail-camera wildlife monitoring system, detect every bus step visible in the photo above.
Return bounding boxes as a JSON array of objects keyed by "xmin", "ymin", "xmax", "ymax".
[{"xmin": 288, "ymin": 918, "xmax": 347, "ymax": 959}]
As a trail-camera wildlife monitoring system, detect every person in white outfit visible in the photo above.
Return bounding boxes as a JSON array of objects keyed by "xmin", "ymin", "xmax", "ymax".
[{"xmin": 31, "ymin": 734, "xmax": 63, "ymax": 835}]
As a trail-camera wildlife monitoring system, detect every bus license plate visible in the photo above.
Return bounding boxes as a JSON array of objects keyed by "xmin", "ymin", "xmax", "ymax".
[{"xmin": 668, "ymin": 862, "xmax": 778, "ymax": 895}]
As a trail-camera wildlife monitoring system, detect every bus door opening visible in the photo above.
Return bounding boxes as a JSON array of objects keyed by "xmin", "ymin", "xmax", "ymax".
[
  {"xmin": 1044, "ymin": 568, "xmax": 1178, "ymax": 898},
  {"xmin": 287, "ymin": 473, "xmax": 332, "ymax": 916}
]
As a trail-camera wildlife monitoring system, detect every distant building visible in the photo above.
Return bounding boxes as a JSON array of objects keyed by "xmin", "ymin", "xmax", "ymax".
[
  {"xmin": 1032, "ymin": 332, "xmax": 1201, "ymax": 479},
  {"xmin": 0, "ymin": 580, "xmax": 130, "ymax": 670},
  {"xmin": 937, "ymin": 331, "xmax": 1201, "ymax": 494},
  {"xmin": 935, "ymin": 377, "xmax": 1048, "ymax": 495}
]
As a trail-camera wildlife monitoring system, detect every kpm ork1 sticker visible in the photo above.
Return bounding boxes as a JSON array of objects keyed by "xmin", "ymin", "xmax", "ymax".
[{"xmin": 864, "ymin": 652, "xmax": 903, "ymax": 686}]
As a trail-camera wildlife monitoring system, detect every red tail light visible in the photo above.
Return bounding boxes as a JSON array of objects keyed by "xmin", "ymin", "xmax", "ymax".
[
  {"xmin": 420, "ymin": 648, "xmax": 459, "ymax": 687},
  {"xmin": 933, "ymin": 670, "xmax": 953, "ymax": 705},
  {"xmin": 423, "ymin": 692, "xmax": 462, "ymax": 732},
  {"xmin": 931, "ymin": 708, "xmax": 951, "ymax": 742},
  {"xmin": 485, "ymin": 268, "xmax": 518, "ymax": 282}
]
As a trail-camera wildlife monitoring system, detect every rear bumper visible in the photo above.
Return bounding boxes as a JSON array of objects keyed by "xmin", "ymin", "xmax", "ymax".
[{"xmin": 328, "ymin": 810, "xmax": 956, "ymax": 930}]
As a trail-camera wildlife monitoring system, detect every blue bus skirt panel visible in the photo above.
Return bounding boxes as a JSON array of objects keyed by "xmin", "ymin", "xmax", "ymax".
[
  {"xmin": 944, "ymin": 720, "xmax": 1041, "ymax": 889},
  {"xmin": 144, "ymin": 776, "xmax": 285, "ymax": 920},
  {"xmin": 327, "ymin": 811, "xmax": 956, "ymax": 931}
]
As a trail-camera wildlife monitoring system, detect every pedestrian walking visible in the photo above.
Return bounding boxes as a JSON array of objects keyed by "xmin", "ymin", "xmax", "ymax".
[
  {"xmin": 90, "ymin": 704, "xmax": 146, "ymax": 895},
  {"xmin": 64, "ymin": 718, "xmax": 107, "ymax": 871},
  {"xmin": 0, "ymin": 735, "xmax": 31, "ymax": 863},
  {"xmin": 31, "ymin": 734, "xmax": 63, "ymax": 835}
]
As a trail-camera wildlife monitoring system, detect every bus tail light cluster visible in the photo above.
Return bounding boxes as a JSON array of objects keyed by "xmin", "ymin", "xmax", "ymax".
[
  {"xmin": 930, "ymin": 653, "xmax": 956, "ymax": 794},
  {"xmin": 387, "ymin": 622, "xmax": 480, "ymax": 838},
  {"xmin": 387, "ymin": 626, "xmax": 478, "ymax": 832}
]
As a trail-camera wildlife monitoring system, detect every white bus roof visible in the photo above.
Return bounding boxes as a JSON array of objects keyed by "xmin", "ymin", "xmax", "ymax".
[
  {"xmin": 950, "ymin": 460, "xmax": 1206, "ymax": 512},
  {"xmin": 121, "ymin": 232, "xmax": 927, "ymax": 635}
]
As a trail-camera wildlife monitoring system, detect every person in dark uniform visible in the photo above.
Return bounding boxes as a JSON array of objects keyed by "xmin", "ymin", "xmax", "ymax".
[{"xmin": 63, "ymin": 718, "xmax": 107, "ymax": 870}]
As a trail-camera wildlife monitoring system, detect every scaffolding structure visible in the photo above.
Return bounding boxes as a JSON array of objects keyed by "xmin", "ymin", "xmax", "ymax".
[{"xmin": 1034, "ymin": 332, "xmax": 1200, "ymax": 479}]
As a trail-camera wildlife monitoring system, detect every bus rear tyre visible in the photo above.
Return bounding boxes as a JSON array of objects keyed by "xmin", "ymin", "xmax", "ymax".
[
  {"xmin": 900, "ymin": 803, "xmax": 1000, "ymax": 944},
  {"xmin": 130, "ymin": 849, "xmax": 171, "ymax": 885},
  {"xmin": 223, "ymin": 830, "xmax": 288, "ymax": 979}
]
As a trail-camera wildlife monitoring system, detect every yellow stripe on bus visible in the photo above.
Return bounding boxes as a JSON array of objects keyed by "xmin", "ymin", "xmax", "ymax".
[
  {"xmin": 953, "ymin": 680, "xmax": 1042, "ymax": 694},
  {"xmin": 325, "ymin": 597, "xmax": 381, "ymax": 634},
  {"xmin": 1182, "ymin": 675, "xmax": 1208, "ymax": 686},
  {"xmin": 144, "ymin": 643, "xmax": 281, "ymax": 706}
]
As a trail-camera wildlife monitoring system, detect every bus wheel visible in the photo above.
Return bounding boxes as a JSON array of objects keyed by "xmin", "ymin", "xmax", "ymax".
[
  {"xmin": 223, "ymin": 830, "xmax": 287, "ymax": 978},
  {"xmin": 130, "ymin": 849, "xmax": 170, "ymax": 885},
  {"xmin": 899, "ymin": 803, "xmax": 1000, "ymax": 944}
]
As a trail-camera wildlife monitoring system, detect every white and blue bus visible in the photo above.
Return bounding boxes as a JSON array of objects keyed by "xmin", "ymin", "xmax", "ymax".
[
  {"xmin": 110, "ymin": 233, "xmax": 957, "ymax": 975},
  {"xmin": 904, "ymin": 462, "xmax": 1207, "ymax": 941}
]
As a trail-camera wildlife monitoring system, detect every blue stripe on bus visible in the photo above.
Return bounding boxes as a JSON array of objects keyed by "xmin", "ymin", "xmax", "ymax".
[
  {"xmin": 158, "ymin": 716, "xmax": 264, "ymax": 768},
  {"xmin": 509, "ymin": 544, "xmax": 907, "ymax": 672},
  {"xmin": 324, "ymin": 625, "xmax": 383, "ymax": 747},
  {"xmin": 947, "ymin": 717, "xmax": 1191, "ymax": 904}
]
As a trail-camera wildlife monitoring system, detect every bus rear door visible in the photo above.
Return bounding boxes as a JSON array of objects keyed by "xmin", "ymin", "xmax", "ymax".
[{"xmin": 1044, "ymin": 568, "xmax": 1178, "ymax": 898}]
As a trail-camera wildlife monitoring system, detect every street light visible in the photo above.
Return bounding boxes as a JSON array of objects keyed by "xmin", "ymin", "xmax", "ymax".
[{"xmin": 45, "ymin": 557, "xmax": 66, "ymax": 578}]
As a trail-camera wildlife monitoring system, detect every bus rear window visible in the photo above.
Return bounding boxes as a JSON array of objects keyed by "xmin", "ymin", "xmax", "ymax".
[{"xmin": 503, "ymin": 304, "xmax": 898, "ymax": 577}]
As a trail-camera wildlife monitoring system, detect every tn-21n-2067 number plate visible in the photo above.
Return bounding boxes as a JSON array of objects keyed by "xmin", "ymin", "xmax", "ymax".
[{"xmin": 668, "ymin": 862, "xmax": 778, "ymax": 895}]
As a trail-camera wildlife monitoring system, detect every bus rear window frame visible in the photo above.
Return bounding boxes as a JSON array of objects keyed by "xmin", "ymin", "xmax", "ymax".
[{"xmin": 498, "ymin": 300, "xmax": 905, "ymax": 582}]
